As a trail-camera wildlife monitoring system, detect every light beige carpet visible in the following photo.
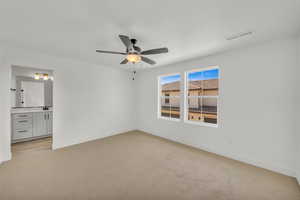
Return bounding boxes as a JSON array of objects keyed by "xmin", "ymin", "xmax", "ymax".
[{"xmin": 0, "ymin": 131, "xmax": 299, "ymax": 200}]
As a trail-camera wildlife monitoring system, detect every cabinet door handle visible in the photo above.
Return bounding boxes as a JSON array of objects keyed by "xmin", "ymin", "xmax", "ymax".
[
  {"xmin": 44, "ymin": 114, "xmax": 46, "ymax": 120},
  {"xmin": 18, "ymin": 120, "xmax": 28, "ymax": 123},
  {"xmin": 18, "ymin": 130, "xmax": 27, "ymax": 133}
]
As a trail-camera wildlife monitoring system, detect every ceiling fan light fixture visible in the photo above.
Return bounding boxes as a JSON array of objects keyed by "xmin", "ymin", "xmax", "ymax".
[{"xmin": 126, "ymin": 53, "xmax": 141, "ymax": 63}]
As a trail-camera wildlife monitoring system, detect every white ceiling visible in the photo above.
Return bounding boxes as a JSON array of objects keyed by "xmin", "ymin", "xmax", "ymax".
[{"xmin": 0, "ymin": 0, "xmax": 300, "ymax": 70}]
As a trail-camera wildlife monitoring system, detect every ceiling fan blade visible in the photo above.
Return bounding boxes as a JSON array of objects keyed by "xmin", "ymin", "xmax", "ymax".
[
  {"xmin": 119, "ymin": 35, "xmax": 132, "ymax": 49},
  {"xmin": 96, "ymin": 50, "xmax": 126, "ymax": 55},
  {"xmin": 141, "ymin": 47, "xmax": 168, "ymax": 55},
  {"xmin": 141, "ymin": 56, "xmax": 156, "ymax": 65},
  {"xmin": 133, "ymin": 46, "xmax": 141, "ymax": 52},
  {"xmin": 120, "ymin": 59, "xmax": 128, "ymax": 64}
]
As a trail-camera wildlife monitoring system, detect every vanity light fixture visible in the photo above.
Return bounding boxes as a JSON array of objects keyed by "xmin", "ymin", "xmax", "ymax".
[{"xmin": 34, "ymin": 73, "xmax": 52, "ymax": 81}]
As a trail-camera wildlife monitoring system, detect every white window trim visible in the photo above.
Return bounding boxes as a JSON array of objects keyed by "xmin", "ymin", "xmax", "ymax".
[
  {"xmin": 157, "ymin": 73, "xmax": 181, "ymax": 121},
  {"xmin": 158, "ymin": 116, "xmax": 181, "ymax": 122},
  {"xmin": 184, "ymin": 120, "xmax": 218, "ymax": 128},
  {"xmin": 184, "ymin": 66, "xmax": 219, "ymax": 128}
]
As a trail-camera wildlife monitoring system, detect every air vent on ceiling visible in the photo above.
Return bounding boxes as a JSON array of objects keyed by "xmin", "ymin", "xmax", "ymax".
[{"xmin": 226, "ymin": 31, "xmax": 253, "ymax": 41}]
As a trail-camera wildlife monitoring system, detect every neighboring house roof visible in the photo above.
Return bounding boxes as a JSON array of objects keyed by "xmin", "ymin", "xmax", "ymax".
[
  {"xmin": 189, "ymin": 79, "xmax": 218, "ymax": 90},
  {"xmin": 162, "ymin": 79, "xmax": 218, "ymax": 92},
  {"xmin": 162, "ymin": 81, "xmax": 180, "ymax": 92}
]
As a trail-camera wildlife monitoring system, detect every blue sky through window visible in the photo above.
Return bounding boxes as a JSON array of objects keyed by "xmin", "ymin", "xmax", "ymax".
[
  {"xmin": 188, "ymin": 68, "xmax": 219, "ymax": 81},
  {"xmin": 160, "ymin": 74, "xmax": 180, "ymax": 84}
]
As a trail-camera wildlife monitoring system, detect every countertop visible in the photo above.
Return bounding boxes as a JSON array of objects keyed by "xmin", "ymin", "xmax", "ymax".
[{"xmin": 11, "ymin": 107, "xmax": 53, "ymax": 114}]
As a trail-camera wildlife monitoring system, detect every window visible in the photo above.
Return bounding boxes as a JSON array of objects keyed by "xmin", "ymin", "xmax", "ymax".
[
  {"xmin": 158, "ymin": 74, "xmax": 181, "ymax": 120},
  {"xmin": 165, "ymin": 94, "xmax": 170, "ymax": 104},
  {"xmin": 185, "ymin": 67, "xmax": 219, "ymax": 126}
]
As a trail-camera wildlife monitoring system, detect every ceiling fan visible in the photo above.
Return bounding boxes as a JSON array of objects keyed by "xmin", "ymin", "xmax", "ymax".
[{"xmin": 96, "ymin": 35, "xmax": 168, "ymax": 65}]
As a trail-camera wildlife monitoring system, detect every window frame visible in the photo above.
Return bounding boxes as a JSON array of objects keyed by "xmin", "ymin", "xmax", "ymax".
[
  {"xmin": 184, "ymin": 66, "xmax": 219, "ymax": 128},
  {"xmin": 157, "ymin": 73, "xmax": 181, "ymax": 122}
]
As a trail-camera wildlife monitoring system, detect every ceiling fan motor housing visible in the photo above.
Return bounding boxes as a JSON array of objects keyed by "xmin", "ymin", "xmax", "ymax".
[
  {"xmin": 130, "ymin": 38, "xmax": 137, "ymax": 45},
  {"xmin": 129, "ymin": 38, "xmax": 141, "ymax": 53}
]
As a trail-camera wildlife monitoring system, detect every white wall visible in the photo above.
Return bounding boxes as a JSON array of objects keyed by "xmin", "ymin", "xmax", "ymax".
[
  {"xmin": 0, "ymin": 47, "xmax": 12, "ymax": 163},
  {"xmin": 136, "ymin": 38, "xmax": 298, "ymax": 177},
  {"xmin": 0, "ymin": 45, "xmax": 135, "ymax": 163},
  {"xmin": 297, "ymin": 36, "xmax": 300, "ymax": 183}
]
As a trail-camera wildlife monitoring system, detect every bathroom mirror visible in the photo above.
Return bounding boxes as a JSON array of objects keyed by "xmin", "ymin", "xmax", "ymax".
[
  {"xmin": 11, "ymin": 66, "xmax": 53, "ymax": 108},
  {"xmin": 21, "ymin": 80, "xmax": 45, "ymax": 107},
  {"xmin": 15, "ymin": 76, "xmax": 52, "ymax": 108}
]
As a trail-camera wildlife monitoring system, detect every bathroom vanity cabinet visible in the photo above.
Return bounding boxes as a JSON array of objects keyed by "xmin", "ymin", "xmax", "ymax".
[{"xmin": 11, "ymin": 111, "xmax": 52, "ymax": 143}]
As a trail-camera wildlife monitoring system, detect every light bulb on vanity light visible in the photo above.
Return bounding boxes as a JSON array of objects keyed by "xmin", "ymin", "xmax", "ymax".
[
  {"xmin": 34, "ymin": 73, "xmax": 40, "ymax": 80},
  {"xmin": 43, "ymin": 74, "xmax": 49, "ymax": 80}
]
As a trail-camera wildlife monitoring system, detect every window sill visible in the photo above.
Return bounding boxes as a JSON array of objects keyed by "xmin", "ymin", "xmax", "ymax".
[
  {"xmin": 158, "ymin": 116, "xmax": 180, "ymax": 122},
  {"xmin": 184, "ymin": 120, "xmax": 218, "ymax": 128}
]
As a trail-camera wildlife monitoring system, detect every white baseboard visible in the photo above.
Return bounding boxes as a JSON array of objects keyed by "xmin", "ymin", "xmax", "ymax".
[
  {"xmin": 53, "ymin": 129, "xmax": 135, "ymax": 150},
  {"xmin": 0, "ymin": 152, "xmax": 12, "ymax": 165},
  {"xmin": 297, "ymin": 173, "xmax": 300, "ymax": 185},
  {"xmin": 138, "ymin": 129, "xmax": 296, "ymax": 178}
]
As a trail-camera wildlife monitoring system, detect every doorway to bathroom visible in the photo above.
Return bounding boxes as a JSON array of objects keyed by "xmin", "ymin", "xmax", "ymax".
[{"xmin": 10, "ymin": 65, "xmax": 53, "ymax": 157}]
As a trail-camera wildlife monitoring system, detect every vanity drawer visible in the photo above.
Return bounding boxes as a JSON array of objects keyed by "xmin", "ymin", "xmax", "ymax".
[
  {"xmin": 13, "ymin": 128, "xmax": 33, "ymax": 140},
  {"xmin": 14, "ymin": 118, "xmax": 33, "ymax": 128},
  {"xmin": 13, "ymin": 113, "xmax": 33, "ymax": 119}
]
